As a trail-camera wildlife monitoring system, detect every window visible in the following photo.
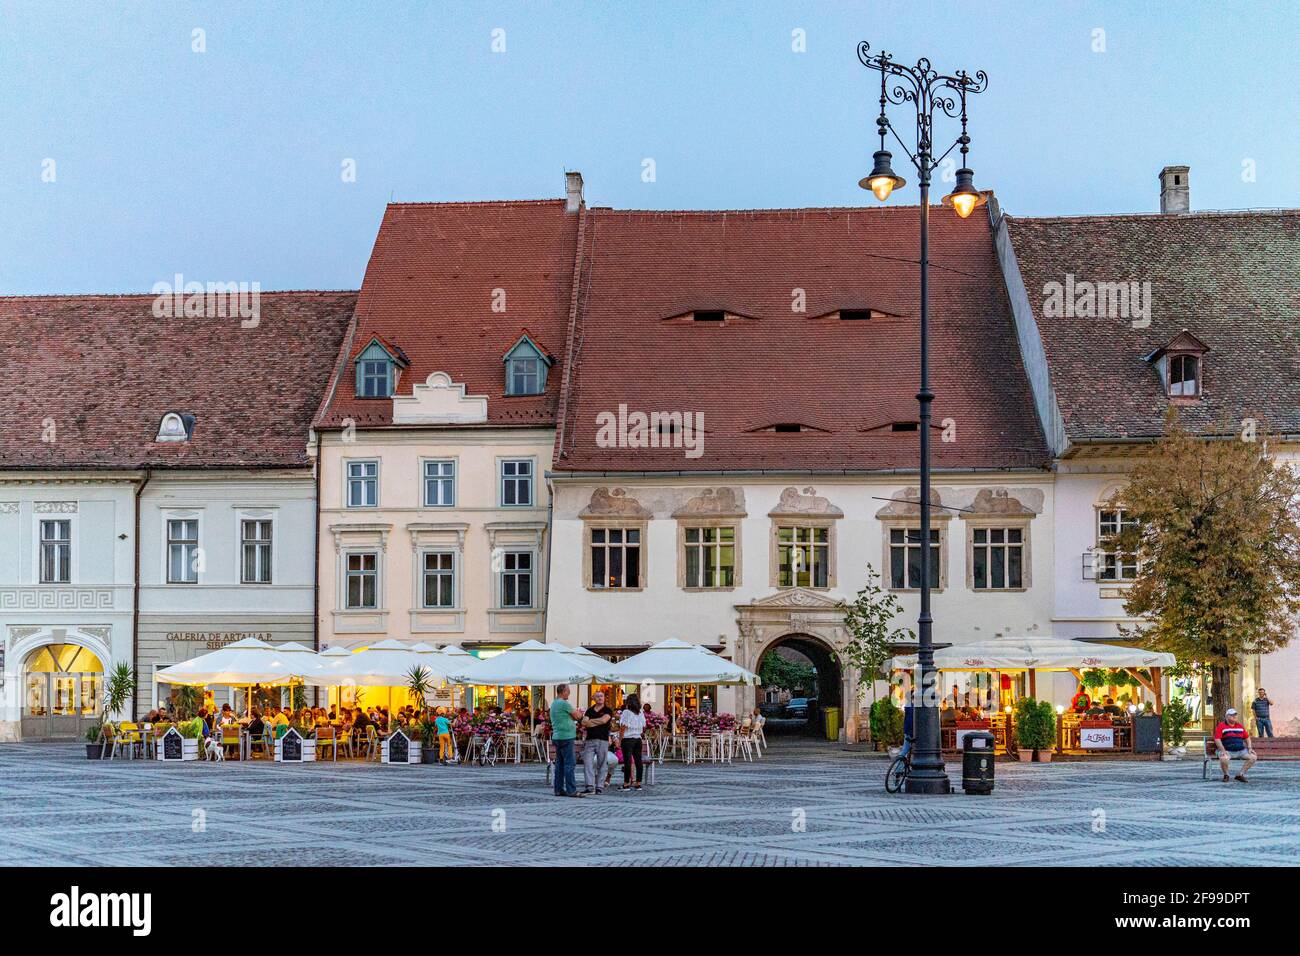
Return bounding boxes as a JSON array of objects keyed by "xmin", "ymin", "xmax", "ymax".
[
  {"xmin": 508, "ymin": 356, "xmax": 541, "ymax": 396},
  {"xmin": 346, "ymin": 460, "xmax": 379, "ymax": 508},
  {"xmin": 684, "ymin": 527, "xmax": 736, "ymax": 588},
  {"xmin": 1169, "ymin": 354, "xmax": 1199, "ymax": 397},
  {"xmin": 972, "ymin": 527, "xmax": 1023, "ymax": 589},
  {"xmin": 358, "ymin": 359, "xmax": 392, "ymax": 398},
  {"xmin": 777, "ymin": 526, "xmax": 829, "ymax": 588},
  {"xmin": 345, "ymin": 552, "xmax": 378, "ymax": 608},
  {"xmin": 889, "ymin": 527, "xmax": 940, "ymax": 590},
  {"xmin": 500, "ymin": 551, "xmax": 534, "ymax": 607},
  {"xmin": 590, "ymin": 528, "xmax": 641, "ymax": 589},
  {"xmin": 423, "ymin": 460, "xmax": 456, "ymax": 507},
  {"xmin": 241, "ymin": 519, "xmax": 273, "ymax": 584},
  {"xmin": 39, "ymin": 520, "xmax": 71, "ymax": 584},
  {"xmin": 1096, "ymin": 509, "xmax": 1139, "ymax": 581},
  {"xmin": 500, "ymin": 459, "xmax": 533, "ymax": 507},
  {"xmin": 421, "ymin": 552, "xmax": 455, "ymax": 608},
  {"xmin": 167, "ymin": 519, "xmax": 199, "ymax": 584}
]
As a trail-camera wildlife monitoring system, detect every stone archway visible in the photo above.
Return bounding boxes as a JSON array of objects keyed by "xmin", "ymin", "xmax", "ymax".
[
  {"xmin": 734, "ymin": 588, "xmax": 856, "ymax": 741},
  {"xmin": 755, "ymin": 632, "xmax": 842, "ymax": 736},
  {"xmin": 11, "ymin": 627, "xmax": 112, "ymax": 740}
]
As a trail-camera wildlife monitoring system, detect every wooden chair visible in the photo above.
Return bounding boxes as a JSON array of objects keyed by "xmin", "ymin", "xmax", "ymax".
[
  {"xmin": 315, "ymin": 726, "xmax": 338, "ymax": 762},
  {"xmin": 221, "ymin": 725, "xmax": 242, "ymax": 760}
]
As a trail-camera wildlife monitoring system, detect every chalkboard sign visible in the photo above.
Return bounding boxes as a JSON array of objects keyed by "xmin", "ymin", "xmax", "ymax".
[
  {"xmin": 162, "ymin": 727, "xmax": 183, "ymax": 760},
  {"xmin": 281, "ymin": 728, "xmax": 303, "ymax": 761},
  {"xmin": 387, "ymin": 731, "xmax": 409, "ymax": 763}
]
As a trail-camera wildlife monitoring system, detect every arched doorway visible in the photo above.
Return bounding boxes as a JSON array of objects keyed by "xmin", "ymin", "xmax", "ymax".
[
  {"xmin": 22, "ymin": 642, "xmax": 104, "ymax": 739},
  {"xmin": 756, "ymin": 633, "xmax": 842, "ymax": 738}
]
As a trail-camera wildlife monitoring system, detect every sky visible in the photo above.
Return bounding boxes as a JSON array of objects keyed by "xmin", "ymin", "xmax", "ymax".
[{"xmin": 1, "ymin": 0, "xmax": 1296, "ymax": 294}]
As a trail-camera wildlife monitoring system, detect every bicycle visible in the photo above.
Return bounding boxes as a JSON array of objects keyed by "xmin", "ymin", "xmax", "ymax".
[{"xmin": 885, "ymin": 736, "xmax": 913, "ymax": 793}]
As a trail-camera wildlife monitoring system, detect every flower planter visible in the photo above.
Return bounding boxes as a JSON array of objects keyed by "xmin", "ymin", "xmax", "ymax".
[
  {"xmin": 420, "ymin": 746, "xmax": 440, "ymax": 764},
  {"xmin": 85, "ymin": 743, "xmax": 104, "ymax": 760},
  {"xmin": 1034, "ymin": 749, "xmax": 1053, "ymax": 763},
  {"xmin": 1016, "ymin": 748, "xmax": 1034, "ymax": 762}
]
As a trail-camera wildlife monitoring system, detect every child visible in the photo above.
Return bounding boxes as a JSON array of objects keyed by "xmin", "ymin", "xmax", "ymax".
[{"xmin": 434, "ymin": 708, "xmax": 453, "ymax": 764}]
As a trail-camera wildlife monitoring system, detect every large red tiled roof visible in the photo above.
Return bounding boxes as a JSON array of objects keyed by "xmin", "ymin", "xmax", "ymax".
[
  {"xmin": 0, "ymin": 291, "xmax": 355, "ymax": 470},
  {"xmin": 1008, "ymin": 210, "xmax": 1300, "ymax": 442},
  {"xmin": 554, "ymin": 206, "xmax": 1050, "ymax": 472},
  {"xmin": 314, "ymin": 200, "xmax": 580, "ymax": 430}
]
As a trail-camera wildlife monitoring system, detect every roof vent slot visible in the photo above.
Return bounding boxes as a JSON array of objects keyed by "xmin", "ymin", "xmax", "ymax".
[
  {"xmin": 773, "ymin": 423, "xmax": 803, "ymax": 433},
  {"xmin": 890, "ymin": 421, "xmax": 919, "ymax": 432},
  {"xmin": 838, "ymin": 309, "xmax": 874, "ymax": 321},
  {"xmin": 692, "ymin": 310, "xmax": 725, "ymax": 322}
]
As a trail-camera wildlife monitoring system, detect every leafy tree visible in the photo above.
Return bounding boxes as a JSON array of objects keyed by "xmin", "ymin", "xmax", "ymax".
[
  {"xmin": 757, "ymin": 654, "xmax": 815, "ymax": 696},
  {"xmin": 1115, "ymin": 416, "xmax": 1300, "ymax": 714},
  {"xmin": 837, "ymin": 564, "xmax": 915, "ymax": 705}
]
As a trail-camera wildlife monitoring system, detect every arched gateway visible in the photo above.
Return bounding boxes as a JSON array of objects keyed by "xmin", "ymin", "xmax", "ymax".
[{"xmin": 734, "ymin": 589, "xmax": 856, "ymax": 741}]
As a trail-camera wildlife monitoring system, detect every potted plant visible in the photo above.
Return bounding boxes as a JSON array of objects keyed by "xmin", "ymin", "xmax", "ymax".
[
  {"xmin": 1160, "ymin": 697, "xmax": 1191, "ymax": 760},
  {"xmin": 418, "ymin": 717, "xmax": 439, "ymax": 763},
  {"xmin": 102, "ymin": 662, "xmax": 136, "ymax": 724},
  {"xmin": 868, "ymin": 697, "xmax": 904, "ymax": 752},
  {"xmin": 1034, "ymin": 700, "xmax": 1057, "ymax": 762},
  {"xmin": 85, "ymin": 721, "xmax": 107, "ymax": 759},
  {"xmin": 1014, "ymin": 697, "xmax": 1054, "ymax": 762}
]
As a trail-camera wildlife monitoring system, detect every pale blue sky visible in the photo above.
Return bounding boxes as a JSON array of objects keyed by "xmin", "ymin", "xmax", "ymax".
[{"xmin": 1, "ymin": 1, "xmax": 1295, "ymax": 294}]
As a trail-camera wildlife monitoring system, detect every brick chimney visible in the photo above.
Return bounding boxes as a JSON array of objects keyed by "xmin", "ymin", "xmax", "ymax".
[
  {"xmin": 565, "ymin": 171, "xmax": 583, "ymax": 213},
  {"xmin": 1159, "ymin": 165, "xmax": 1189, "ymax": 214}
]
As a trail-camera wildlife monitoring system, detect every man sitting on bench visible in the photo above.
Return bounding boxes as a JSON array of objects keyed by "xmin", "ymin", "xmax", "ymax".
[{"xmin": 1213, "ymin": 708, "xmax": 1257, "ymax": 783}]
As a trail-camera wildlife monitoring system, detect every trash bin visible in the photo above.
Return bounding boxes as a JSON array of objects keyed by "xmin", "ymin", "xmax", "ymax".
[
  {"xmin": 961, "ymin": 731, "xmax": 996, "ymax": 794},
  {"xmin": 823, "ymin": 706, "xmax": 841, "ymax": 742}
]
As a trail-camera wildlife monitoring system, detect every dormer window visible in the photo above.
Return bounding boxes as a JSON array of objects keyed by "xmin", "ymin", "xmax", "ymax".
[
  {"xmin": 156, "ymin": 412, "xmax": 191, "ymax": 443},
  {"xmin": 1144, "ymin": 329, "xmax": 1208, "ymax": 403},
  {"xmin": 1169, "ymin": 354, "xmax": 1199, "ymax": 397},
  {"xmin": 503, "ymin": 334, "xmax": 553, "ymax": 396},
  {"xmin": 353, "ymin": 337, "xmax": 407, "ymax": 399}
]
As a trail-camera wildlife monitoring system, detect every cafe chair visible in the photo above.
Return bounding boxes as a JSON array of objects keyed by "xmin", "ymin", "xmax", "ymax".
[
  {"xmin": 221, "ymin": 725, "xmax": 242, "ymax": 760},
  {"xmin": 109, "ymin": 721, "xmax": 143, "ymax": 760},
  {"xmin": 315, "ymin": 726, "xmax": 338, "ymax": 762}
]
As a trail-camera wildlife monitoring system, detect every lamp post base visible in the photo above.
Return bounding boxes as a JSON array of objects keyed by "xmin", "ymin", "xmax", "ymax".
[{"xmin": 904, "ymin": 773, "xmax": 952, "ymax": 795}]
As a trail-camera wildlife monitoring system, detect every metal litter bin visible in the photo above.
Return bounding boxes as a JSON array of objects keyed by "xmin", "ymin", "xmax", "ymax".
[{"xmin": 961, "ymin": 730, "xmax": 996, "ymax": 794}]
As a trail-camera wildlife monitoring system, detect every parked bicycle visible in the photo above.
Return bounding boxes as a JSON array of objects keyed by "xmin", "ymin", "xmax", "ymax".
[{"xmin": 885, "ymin": 734, "xmax": 913, "ymax": 793}]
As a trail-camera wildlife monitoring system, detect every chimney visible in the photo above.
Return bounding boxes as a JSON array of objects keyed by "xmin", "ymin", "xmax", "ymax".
[
  {"xmin": 1159, "ymin": 165, "xmax": 1190, "ymax": 214},
  {"xmin": 565, "ymin": 171, "xmax": 583, "ymax": 213}
]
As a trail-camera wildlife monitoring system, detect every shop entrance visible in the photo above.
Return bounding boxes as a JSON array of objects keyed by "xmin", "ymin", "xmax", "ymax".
[
  {"xmin": 21, "ymin": 643, "xmax": 104, "ymax": 739},
  {"xmin": 755, "ymin": 634, "xmax": 841, "ymax": 737}
]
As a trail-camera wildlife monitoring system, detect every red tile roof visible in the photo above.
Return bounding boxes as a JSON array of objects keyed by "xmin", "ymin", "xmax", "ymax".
[
  {"xmin": 0, "ymin": 291, "xmax": 355, "ymax": 470},
  {"xmin": 554, "ymin": 206, "xmax": 1050, "ymax": 472},
  {"xmin": 314, "ymin": 200, "xmax": 581, "ymax": 430},
  {"xmin": 1007, "ymin": 210, "xmax": 1300, "ymax": 442}
]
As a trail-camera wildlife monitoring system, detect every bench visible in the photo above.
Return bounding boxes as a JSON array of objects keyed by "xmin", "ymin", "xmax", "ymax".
[{"xmin": 1202, "ymin": 736, "xmax": 1300, "ymax": 779}]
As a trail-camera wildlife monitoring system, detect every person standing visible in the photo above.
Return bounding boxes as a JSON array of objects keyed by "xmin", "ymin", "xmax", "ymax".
[
  {"xmin": 550, "ymin": 684, "xmax": 584, "ymax": 798},
  {"xmin": 580, "ymin": 690, "xmax": 614, "ymax": 794},
  {"xmin": 618, "ymin": 693, "xmax": 647, "ymax": 791},
  {"xmin": 434, "ymin": 708, "xmax": 453, "ymax": 764},
  {"xmin": 1251, "ymin": 688, "xmax": 1275, "ymax": 738}
]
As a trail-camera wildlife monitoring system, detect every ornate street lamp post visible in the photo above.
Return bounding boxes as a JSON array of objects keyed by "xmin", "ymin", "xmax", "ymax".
[{"xmin": 858, "ymin": 43, "xmax": 988, "ymax": 795}]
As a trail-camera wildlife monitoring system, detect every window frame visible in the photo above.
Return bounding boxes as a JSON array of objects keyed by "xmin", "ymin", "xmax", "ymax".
[
  {"xmin": 774, "ymin": 524, "xmax": 832, "ymax": 589},
  {"xmin": 584, "ymin": 521, "xmax": 647, "ymax": 592},
  {"xmin": 344, "ymin": 549, "xmax": 380, "ymax": 610},
  {"xmin": 421, "ymin": 458, "xmax": 457, "ymax": 508},
  {"xmin": 498, "ymin": 549, "xmax": 535, "ymax": 608},
  {"xmin": 499, "ymin": 457, "xmax": 535, "ymax": 508},
  {"xmin": 357, "ymin": 358, "xmax": 393, "ymax": 398},
  {"xmin": 1095, "ymin": 507, "xmax": 1140, "ymax": 581},
  {"xmin": 165, "ymin": 515, "xmax": 202, "ymax": 585},
  {"xmin": 344, "ymin": 459, "xmax": 380, "ymax": 509},
  {"xmin": 420, "ymin": 549, "xmax": 457, "ymax": 610},
  {"xmin": 239, "ymin": 517, "xmax": 274, "ymax": 585},
  {"xmin": 678, "ymin": 522, "xmax": 740, "ymax": 591},
  {"xmin": 1167, "ymin": 353, "xmax": 1200, "ymax": 398},
  {"xmin": 38, "ymin": 517, "xmax": 73, "ymax": 584},
  {"xmin": 881, "ymin": 519, "xmax": 949, "ymax": 592},
  {"xmin": 967, "ymin": 522, "xmax": 1029, "ymax": 591}
]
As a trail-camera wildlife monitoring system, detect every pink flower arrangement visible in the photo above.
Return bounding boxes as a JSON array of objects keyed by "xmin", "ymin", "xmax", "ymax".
[
  {"xmin": 451, "ymin": 714, "xmax": 473, "ymax": 737},
  {"xmin": 716, "ymin": 713, "xmax": 737, "ymax": 733},
  {"xmin": 644, "ymin": 711, "xmax": 669, "ymax": 732},
  {"xmin": 681, "ymin": 710, "xmax": 717, "ymax": 736}
]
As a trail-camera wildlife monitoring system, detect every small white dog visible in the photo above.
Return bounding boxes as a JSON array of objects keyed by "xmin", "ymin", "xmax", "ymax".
[{"xmin": 205, "ymin": 736, "xmax": 224, "ymax": 761}]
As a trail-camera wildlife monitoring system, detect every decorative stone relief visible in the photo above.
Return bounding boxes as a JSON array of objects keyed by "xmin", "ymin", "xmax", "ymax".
[
  {"xmin": 671, "ymin": 487, "xmax": 746, "ymax": 518},
  {"xmin": 874, "ymin": 486, "xmax": 949, "ymax": 518},
  {"xmin": 768, "ymin": 486, "xmax": 844, "ymax": 518},
  {"xmin": 966, "ymin": 487, "xmax": 1044, "ymax": 517},
  {"xmin": 579, "ymin": 487, "xmax": 653, "ymax": 519},
  {"xmin": 34, "ymin": 502, "xmax": 77, "ymax": 514},
  {"xmin": 391, "ymin": 371, "xmax": 489, "ymax": 425},
  {"xmin": 0, "ymin": 502, "xmax": 17, "ymax": 514}
]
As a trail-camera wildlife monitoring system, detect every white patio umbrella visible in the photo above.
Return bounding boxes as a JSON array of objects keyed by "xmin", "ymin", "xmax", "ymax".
[
  {"xmin": 303, "ymin": 638, "xmax": 453, "ymax": 687},
  {"xmin": 154, "ymin": 637, "xmax": 316, "ymax": 686},
  {"xmin": 555, "ymin": 644, "xmax": 614, "ymax": 682},
  {"xmin": 445, "ymin": 639, "xmax": 604, "ymax": 686},
  {"xmin": 603, "ymin": 638, "xmax": 759, "ymax": 686},
  {"xmin": 887, "ymin": 636, "xmax": 1176, "ymax": 671}
]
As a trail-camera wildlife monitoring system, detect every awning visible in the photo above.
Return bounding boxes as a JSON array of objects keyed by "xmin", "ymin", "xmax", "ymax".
[{"xmin": 889, "ymin": 635, "xmax": 1175, "ymax": 672}]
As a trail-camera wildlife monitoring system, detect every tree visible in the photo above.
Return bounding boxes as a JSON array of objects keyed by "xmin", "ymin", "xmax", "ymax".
[
  {"xmin": 758, "ymin": 653, "xmax": 816, "ymax": 696},
  {"xmin": 837, "ymin": 564, "xmax": 915, "ymax": 705},
  {"xmin": 1115, "ymin": 415, "xmax": 1300, "ymax": 714}
]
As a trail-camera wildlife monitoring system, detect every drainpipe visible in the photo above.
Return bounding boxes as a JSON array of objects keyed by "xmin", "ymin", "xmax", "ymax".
[
  {"xmin": 543, "ymin": 475, "xmax": 555, "ymax": 644},
  {"xmin": 311, "ymin": 434, "xmax": 322, "ymax": 708},
  {"xmin": 131, "ymin": 469, "xmax": 152, "ymax": 721}
]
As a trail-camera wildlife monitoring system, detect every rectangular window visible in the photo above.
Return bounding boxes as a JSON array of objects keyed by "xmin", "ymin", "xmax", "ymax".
[
  {"xmin": 359, "ymin": 359, "xmax": 391, "ymax": 398},
  {"xmin": 590, "ymin": 528, "xmax": 641, "ymax": 589},
  {"xmin": 1096, "ymin": 509, "xmax": 1139, "ymax": 581},
  {"xmin": 167, "ymin": 519, "xmax": 199, "ymax": 584},
  {"xmin": 509, "ymin": 357, "xmax": 541, "ymax": 395},
  {"xmin": 241, "ymin": 519, "xmax": 273, "ymax": 584},
  {"xmin": 345, "ymin": 552, "xmax": 378, "ymax": 609},
  {"xmin": 684, "ymin": 527, "xmax": 736, "ymax": 588},
  {"xmin": 972, "ymin": 527, "xmax": 1023, "ymax": 589},
  {"xmin": 500, "ymin": 459, "xmax": 534, "ymax": 507},
  {"xmin": 39, "ymin": 519, "xmax": 71, "ymax": 584},
  {"xmin": 500, "ymin": 551, "xmax": 533, "ymax": 607},
  {"xmin": 422, "ymin": 552, "xmax": 455, "ymax": 609},
  {"xmin": 889, "ymin": 527, "xmax": 940, "ymax": 589},
  {"xmin": 777, "ymin": 526, "xmax": 829, "ymax": 588},
  {"xmin": 346, "ymin": 460, "xmax": 379, "ymax": 508},
  {"xmin": 422, "ymin": 460, "xmax": 456, "ymax": 507}
]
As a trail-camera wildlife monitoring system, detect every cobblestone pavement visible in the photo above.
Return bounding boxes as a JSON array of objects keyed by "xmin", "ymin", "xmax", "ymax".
[{"xmin": 2, "ymin": 742, "xmax": 1297, "ymax": 866}]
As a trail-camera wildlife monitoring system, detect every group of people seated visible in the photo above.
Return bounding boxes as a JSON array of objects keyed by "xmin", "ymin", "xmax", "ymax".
[{"xmin": 938, "ymin": 701, "xmax": 987, "ymax": 725}]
